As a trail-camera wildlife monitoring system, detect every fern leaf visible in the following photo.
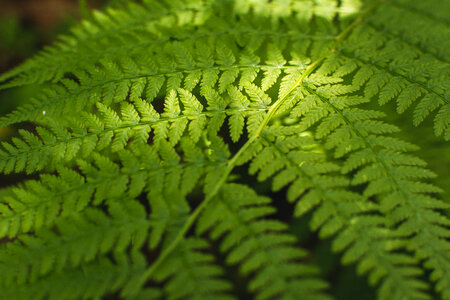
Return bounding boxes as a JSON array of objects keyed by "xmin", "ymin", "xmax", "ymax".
[
  {"xmin": 153, "ymin": 238, "xmax": 234, "ymax": 300},
  {"xmin": 0, "ymin": 252, "xmax": 148, "ymax": 300},
  {"xmin": 301, "ymin": 82, "xmax": 449, "ymax": 298},
  {"xmin": 336, "ymin": 2, "xmax": 450, "ymax": 139},
  {"xmin": 197, "ymin": 183, "xmax": 331, "ymax": 300},
  {"xmin": 0, "ymin": 0, "xmax": 449, "ymax": 298},
  {"xmin": 0, "ymin": 200, "xmax": 149, "ymax": 286}
]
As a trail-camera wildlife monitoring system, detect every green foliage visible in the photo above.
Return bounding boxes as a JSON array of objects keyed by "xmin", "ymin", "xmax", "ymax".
[{"xmin": 0, "ymin": 0, "xmax": 449, "ymax": 299}]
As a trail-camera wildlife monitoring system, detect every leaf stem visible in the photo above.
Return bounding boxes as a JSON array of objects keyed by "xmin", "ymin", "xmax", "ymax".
[{"xmin": 134, "ymin": 0, "xmax": 387, "ymax": 293}]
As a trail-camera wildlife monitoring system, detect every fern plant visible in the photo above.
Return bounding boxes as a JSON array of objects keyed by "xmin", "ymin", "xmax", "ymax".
[{"xmin": 0, "ymin": 0, "xmax": 449, "ymax": 299}]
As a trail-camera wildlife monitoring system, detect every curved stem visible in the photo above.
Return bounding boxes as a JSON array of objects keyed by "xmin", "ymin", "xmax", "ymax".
[
  {"xmin": 138, "ymin": 59, "xmax": 322, "ymax": 288},
  {"xmin": 135, "ymin": 0, "xmax": 387, "ymax": 293}
]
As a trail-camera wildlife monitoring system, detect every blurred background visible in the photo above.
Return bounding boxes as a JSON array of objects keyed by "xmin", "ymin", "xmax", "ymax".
[{"xmin": 0, "ymin": 0, "xmax": 112, "ymax": 72}]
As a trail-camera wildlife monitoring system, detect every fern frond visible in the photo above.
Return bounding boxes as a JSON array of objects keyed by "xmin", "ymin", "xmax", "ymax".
[
  {"xmin": 0, "ymin": 251, "xmax": 148, "ymax": 300},
  {"xmin": 0, "ymin": 0, "xmax": 349, "ymax": 132},
  {"xmin": 153, "ymin": 238, "xmax": 234, "ymax": 300},
  {"xmin": 0, "ymin": 92, "xmax": 236, "ymax": 174},
  {"xmin": 298, "ymin": 81, "xmax": 450, "ymax": 298},
  {"xmin": 330, "ymin": 0, "xmax": 450, "ymax": 139},
  {"xmin": 0, "ymin": 140, "xmax": 223, "ymax": 238},
  {"xmin": 197, "ymin": 183, "xmax": 331, "ymax": 300},
  {"xmin": 0, "ymin": 0, "xmax": 215, "ymax": 89},
  {"xmin": 0, "ymin": 0, "xmax": 449, "ymax": 298},
  {"xmin": 0, "ymin": 200, "xmax": 149, "ymax": 286},
  {"xmin": 242, "ymin": 123, "xmax": 430, "ymax": 300}
]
